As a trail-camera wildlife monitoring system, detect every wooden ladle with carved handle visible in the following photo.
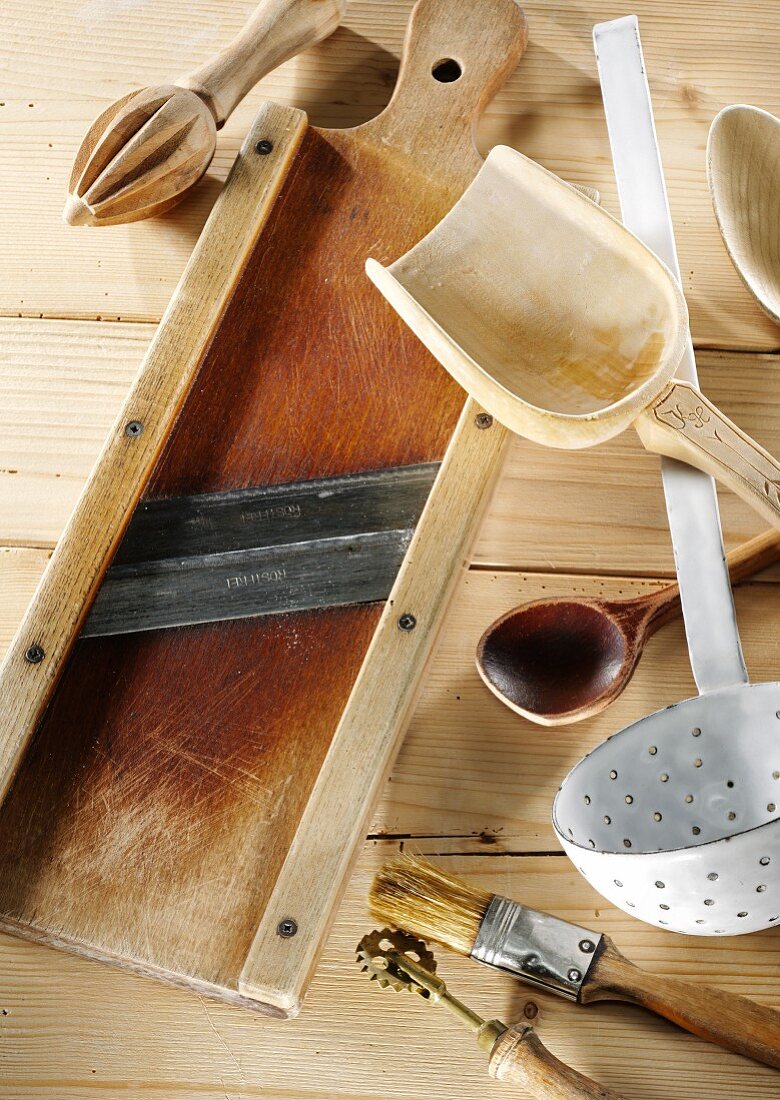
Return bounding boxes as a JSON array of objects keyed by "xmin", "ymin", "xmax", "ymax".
[
  {"xmin": 477, "ymin": 529, "xmax": 780, "ymax": 726},
  {"xmin": 366, "ymin": 144, "xmax": 780, "ymax": 531},
  {"xmin": 65, "ymin": 0, "xmax": 345, "ymax": 226}
]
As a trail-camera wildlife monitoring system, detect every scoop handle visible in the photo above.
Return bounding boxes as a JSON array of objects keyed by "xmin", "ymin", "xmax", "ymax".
[
  {"xmin": 580, "ymin": 936, "xmax": 780, "ymax": 1069},
  {"xmin": 488, "ymin": 1024, "xmax": 625, "ymax": 1099},
  {"xmin": 181, "ymin": 0, "xmax": 346, "ymax": 127},
  {"xmin": 637, "ymin": 380, "xmax": 780, "ymax": 532}
]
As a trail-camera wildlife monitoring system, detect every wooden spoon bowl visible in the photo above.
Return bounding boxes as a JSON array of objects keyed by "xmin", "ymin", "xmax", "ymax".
[
  {"xmin": 478, "ymin": 597, "xmax": 639, "ymax": 725},
  {"xmin": 708, "ymin": 104, "xmax": 780, "ymax": 325},
  {"xmin": 477, "ymin": 530, "xmax": 780, "ymax": 726}
]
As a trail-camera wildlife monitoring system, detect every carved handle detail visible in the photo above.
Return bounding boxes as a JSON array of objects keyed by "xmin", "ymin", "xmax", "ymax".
[{"xmin": 636, "ymin": 380, "xmax": 780, "ymax": 529}]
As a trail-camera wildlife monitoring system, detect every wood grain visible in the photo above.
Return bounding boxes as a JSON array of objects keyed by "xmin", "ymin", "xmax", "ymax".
[
  {"xmin": 3, "ymin": 0, "xmax": 780, "ymax": 1095},
  {"xmin": 2, "ymin": 327, "xmax": 777, "ymax": 572},
  {"xmin": 3, "ymin": 0, "xmax": 780, "ymax": 347},
  {"xmin": 0, "ymin": 0, "xmax": 526, "ymax": 1018},
  {"xmin": 1, "ymin": 844, "xmax": 779, "ymax": 1100},
  {"xmin": 582, "ymin": 936, "xmax": 780, "ymax": 1069},
  {"xmin": 488, "ymin": 1025, "xmax": 627, "ymax": 1099},
  {"xmin": 0, "ymin": 101, "xmax": 308, "ymax": 804}
]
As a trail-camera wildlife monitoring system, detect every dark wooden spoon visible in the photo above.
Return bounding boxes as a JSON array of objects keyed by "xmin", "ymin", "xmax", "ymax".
[{"xmin": 477, "ymin": 530, "xmax": 780, "ymax": 726}]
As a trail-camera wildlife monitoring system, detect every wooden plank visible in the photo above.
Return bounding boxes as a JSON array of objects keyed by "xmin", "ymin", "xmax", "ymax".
[
  {"xmin": 2, "ymin": 323, "xmax": 777, "ymax": 572},
  {"xmin": 0, "ymin": 843, "xmax": 777, "ymax": 1099},
  {"xmin": 0, "ymin": 547, "xmax": 50, "ymax": 653},
  {"xmin": 3, "ymin": 1, "xmax": 780, "ymax": 348}
]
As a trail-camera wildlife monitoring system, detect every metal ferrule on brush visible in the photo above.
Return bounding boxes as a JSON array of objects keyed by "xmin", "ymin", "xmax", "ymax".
[{"xmin": 470, "ymin": 895, "xmax": 602, "ymax": 1000}]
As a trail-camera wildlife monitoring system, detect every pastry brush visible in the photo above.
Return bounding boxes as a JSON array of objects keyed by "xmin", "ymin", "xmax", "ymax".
[{"xmin": 370, "ymin": 854, "xmax": 780, "ymax": 1069}]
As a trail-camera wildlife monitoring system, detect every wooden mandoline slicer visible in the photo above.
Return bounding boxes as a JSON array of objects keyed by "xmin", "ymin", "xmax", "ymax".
[{"xmin": 0, "ymin": 0, "xmax": 526, "ymax": 1018}]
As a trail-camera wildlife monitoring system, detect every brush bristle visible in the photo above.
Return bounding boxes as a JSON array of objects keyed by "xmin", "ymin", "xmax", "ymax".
[{"xmin": 369, "ymin": 854, "xmax": 493, "ymax": 956}]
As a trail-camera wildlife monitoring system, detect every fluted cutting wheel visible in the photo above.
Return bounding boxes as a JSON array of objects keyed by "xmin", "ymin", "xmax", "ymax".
[{"xmin": 357, "ymin": 928, "xmax": 437, "ymax": 995}]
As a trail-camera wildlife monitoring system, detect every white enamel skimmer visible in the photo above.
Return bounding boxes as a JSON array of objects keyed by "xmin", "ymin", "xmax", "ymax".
[{"xmin": 553, "ymin": 16, "xmax": 780, "ymax": 936}]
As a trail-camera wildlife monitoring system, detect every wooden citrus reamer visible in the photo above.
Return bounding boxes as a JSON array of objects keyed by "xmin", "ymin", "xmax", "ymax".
[
  {"xmin": 65, "ymin": 0, "xmax": 346, "ymax": 226},
  {"xmin": 367, "ymin": 144, "xmax": 780, "ymax": 531}
]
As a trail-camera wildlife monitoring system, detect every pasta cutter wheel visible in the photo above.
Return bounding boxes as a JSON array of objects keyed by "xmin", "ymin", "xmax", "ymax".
[
  {"xmin": 357, "ymin": 928, "xmax": 437, "ymax": 994},
  {"xmin": 356, "ymin": 927, "xmax": 626, "ymax": 1099}
]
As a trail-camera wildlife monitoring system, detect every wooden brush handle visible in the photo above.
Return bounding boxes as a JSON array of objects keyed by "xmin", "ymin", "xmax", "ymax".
[
  {"xmin": 488, "ymin": 1025, "xmax": 625, "ymax": 1099},
  {"xmin": 181, "ymin": 0, "xmax": 346, "ymax": 127},
  {"xmin": 636, "ymin": 380, "xmax": 780, "ymax": 532},
  {"xmin": 580, "ymin": 936, "xmax": 780, "ymax": 1069}
]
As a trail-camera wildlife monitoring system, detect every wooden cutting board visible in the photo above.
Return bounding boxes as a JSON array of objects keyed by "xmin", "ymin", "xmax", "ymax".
[{"xmin": 0, "ymin": 0, "xmax": 526, "ymax": 1017}]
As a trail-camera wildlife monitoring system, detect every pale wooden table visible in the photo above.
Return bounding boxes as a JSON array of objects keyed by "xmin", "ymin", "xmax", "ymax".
[{"xmin": 2, "ymin": 2, "xmax": 780, "ymax": 1097}]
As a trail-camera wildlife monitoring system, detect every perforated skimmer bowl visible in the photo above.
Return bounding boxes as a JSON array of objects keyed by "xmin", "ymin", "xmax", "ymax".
[{"xmin": 553, "ymin": 683, "xmax": 780, "ymax": 935}]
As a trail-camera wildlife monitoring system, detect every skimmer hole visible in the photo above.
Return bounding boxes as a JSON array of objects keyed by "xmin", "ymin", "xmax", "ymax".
[
  {"xmin": 614, "ymin": 879, "xmax": 623, "ymax": 887},
  {"xmin": 726, "ymin": 780, "xmax": 734, "ymax": 788},
  {"xmin": 623, "ymin": 838, "xmax": 632, "ymax": 848},
  {"xmin": 768, "ymin": 803, "xmax": 777, "ymax": 813},
  {"xmin": 609, "ymin": 770, "xmax": 618, "ymax": 780},
  {"xmin": 603, "ymin": 815, "xmax": 611, "ymax": 825},
  {"xmin": 659, "ymin": 903, "xmax": 669, "ymax": 910},
  {"xmin": 653, "ymin": 812, "xmax": 662, "ymax": 822},
  {"xmin": 704, "ymin": 898, "xmax": 714, "ymax": 906},
  {"xmin": 707, "ymin": 872, "xmax": 718, "ymax": 881},
  {"xmin": 584, "ymin": 795, "xmax": 591, "ymax": 805},
  {"xmin": 625, "ymin": 795, "xmax": 634, "ymax": 804},
  {"xmin": 757, "ymin": 885, "xmax": 767, "ymax": 892},
  {"xmin": 728, "ymin": 811, "xmax": 737, "ymax": 821},
  {"xmin": 693, "ymin": 758, "xmax": 703, "ymax": 768},
  {"xmin": 660, "ymin": 773, "xmax": 669, "ymax": 783},
  {"xmin": 692, "ymin": 727, "xmax": 701, "ymax": 737},
  {"xmin": 648, "ymin": 745, "xmax": 657, "ymax": 755},
  {"xmin": 655, "ymin": 881, "xmax": 665, "ymax": 889},
  {"xmin": 684, "ymin": 794, "xmax": 694, "ymax": 804},
  {"xmin": 760, "ymin": 857, "xmax": 771, "ymax": 866},
  {"xmin": 737, "ymin": 911, "xmax": 748, "ymax": 918},
  {"xmin": 692, "ymin": 826, "xmax": 701, "ymax": 835}
]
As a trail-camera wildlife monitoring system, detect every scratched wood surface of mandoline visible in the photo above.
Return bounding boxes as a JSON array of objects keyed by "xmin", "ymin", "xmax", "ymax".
[{"xmin": 0, "ymin": 0, "xmax": 527, "ymax": 1017}]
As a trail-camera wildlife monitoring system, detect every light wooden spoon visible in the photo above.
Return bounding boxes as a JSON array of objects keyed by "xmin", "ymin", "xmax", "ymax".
[
  {"xmin": 708, "ymin": 104, "xmax": 780, "ymax": 324},
  {"xmin": 65, "ymin": 0, "xmax": 345, "ymax": 226},
  {"xmin": 477, "ymin": 529, "xmax": 780, "ymax": 726},
  {"xmin": 366, "ymin": 144, "xmax": 780, "ymax": 531}
]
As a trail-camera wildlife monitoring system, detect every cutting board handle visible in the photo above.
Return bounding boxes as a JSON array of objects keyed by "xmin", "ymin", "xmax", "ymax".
[{"xmin": 370, "ymin": 0, "xmax": 528, "ymax": 164}]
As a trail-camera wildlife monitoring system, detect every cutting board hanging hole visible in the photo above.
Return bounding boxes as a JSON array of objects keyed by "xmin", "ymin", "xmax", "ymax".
[{"xmin": 432, "ymin": 58, "xmax": 462, "ymax": 82}]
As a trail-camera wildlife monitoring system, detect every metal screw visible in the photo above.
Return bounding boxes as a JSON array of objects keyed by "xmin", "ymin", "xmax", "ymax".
[
  {"xmin": 474, "ymin": 412, "xmax": 493, "ymax": 430},
  {"xmin": 277, "ymin": 918, "xmax": 298, "ymax": 938},
  {"xmin": 522, "ymin": 1001, "xmax": 538, "ymax": 1020},
  {"xmin": 24, "ymin": 644, "xmax": 44, "ymax": 664},
  {"xmin": 578, "ymin": 939, "xmax": 596, "ymax": 954},
  {"xmin": 567, "ymin": 968, "xmax": 582, "ymax": 983},
  {"xmin": 255, "ymin": 139, "xmax": 274, "ymax": 155},
  {"xmin": 125, "ymin": 420, "xmax": 144, "ymax": 438},
  {"xmin": 398, "ymin": 613, "xmax": 417, "ymax": 631}
]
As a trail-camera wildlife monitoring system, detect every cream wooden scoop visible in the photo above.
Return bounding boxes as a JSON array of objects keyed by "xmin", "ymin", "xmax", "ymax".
[
  {"xmin": 367, "ymin": 144, "xmax": 780, "ymax": 530},
  {"xmin": 708, "ymin": 104, "xmax": 780, "ymax": 324},
  {"xmin": 65, "ymin": 0, "xmax": 345, "ymax": 226}
]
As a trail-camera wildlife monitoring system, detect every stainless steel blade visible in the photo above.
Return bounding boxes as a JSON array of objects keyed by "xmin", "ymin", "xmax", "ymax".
[
  {"xmin": 593, "ymin": 15, "xmax": 747, "ymax": 693},
  {"xmin": 82, "ymin": 463, "xmax": 439, "ymax": 637}
]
